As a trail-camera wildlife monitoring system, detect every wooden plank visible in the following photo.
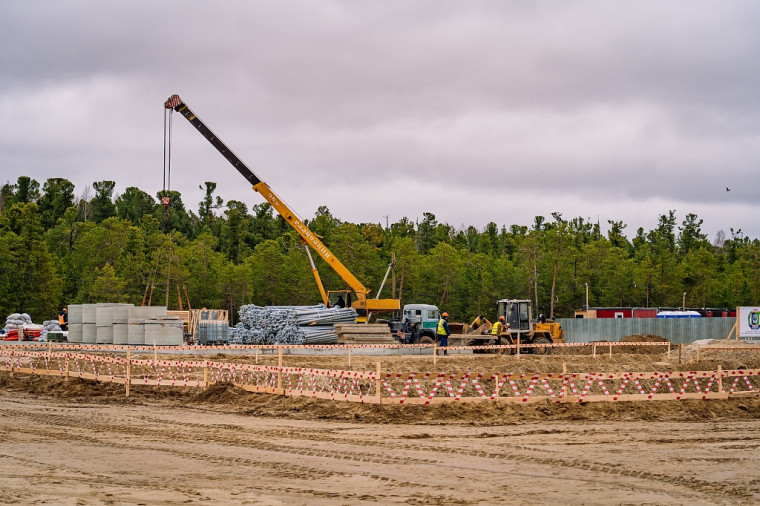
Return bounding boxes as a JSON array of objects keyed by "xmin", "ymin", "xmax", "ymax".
[
  {"xmin": 340, "ymin": 337, "xmax": 396, "ymax": 342},
  {"xmin": 337, "ymin": 332, "xmax": 392, "ymax": 337},
  {"xmin": 334, "ymin": 323, "xmax": 388, "ymax": 329},
  {"xmin": 335, "ymin": 328, "xmax": 392, "ymax": 335},
  {"xmin": 339, "ymin": 338, "xmax": 397, "ymax": 344}
]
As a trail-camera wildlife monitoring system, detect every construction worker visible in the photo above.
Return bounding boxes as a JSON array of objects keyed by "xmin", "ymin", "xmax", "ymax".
[
  {"xmin": 57, "ymin": 307, "xmax": 68, "ymax": 331},
  {"xmin": 492, "ymin": 316, "xmax": 506, "ymax": 346},
  {"xmin": 437, "ymin": 312, "xmax": 451, "ymax": 356}
]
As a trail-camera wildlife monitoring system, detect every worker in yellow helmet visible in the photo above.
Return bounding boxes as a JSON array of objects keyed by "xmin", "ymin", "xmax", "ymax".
[{"xmin": 437, "ymin": 312, "xmax": 451, "ymax": 356}]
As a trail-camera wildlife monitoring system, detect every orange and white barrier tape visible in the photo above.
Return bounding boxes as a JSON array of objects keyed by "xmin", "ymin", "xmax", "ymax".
[
  {"xmin": 3, "ymin": 349, "xmax": 760, "ymax": 405},
  {"xmin": 5, "ymin": 340, "xmax": 673, "ymax": 354}
]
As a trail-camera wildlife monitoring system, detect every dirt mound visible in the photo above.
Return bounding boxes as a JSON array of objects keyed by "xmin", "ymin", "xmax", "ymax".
[
  {"xmin": 4, "ymin": 370, "xmax": 760, "ymax": 425},
  {"xmin": 192, "ymin": 381, "xmax": 250, "ymax": 403},
  {"xmin": 0, "ymin": 374, "xmax": 126, "ymax": 398},
  {"xmin": 617, "ymin": 334, "xmax": 671, "ymax": 354},
  {"xmin": 619, "ymin": 334, "xmax": 669, "ymax": 343}
]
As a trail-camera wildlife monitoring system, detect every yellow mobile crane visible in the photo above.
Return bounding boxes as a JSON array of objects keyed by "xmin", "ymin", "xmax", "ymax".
[{"xmin": 164, "ymin": 95, "xmax": 400, "ymax": 320}]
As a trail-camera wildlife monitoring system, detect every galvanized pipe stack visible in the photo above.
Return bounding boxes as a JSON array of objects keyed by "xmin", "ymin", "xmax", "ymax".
[{"xmin": 230, "ymin": 304, "xmax": 357, "ymax": 344}]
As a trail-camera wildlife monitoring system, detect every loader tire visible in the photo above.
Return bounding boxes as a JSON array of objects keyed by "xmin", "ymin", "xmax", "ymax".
[
  {"xmin": 468, "ymin": 340, "xmax": 484, "ymax": 354},
  {"xmin": 531, "ymin": 335, "xmax": 552, "ymax": 355},
  {"xmin": 470, "ymin": 339, "xmax": 495, "ymax": 354}
]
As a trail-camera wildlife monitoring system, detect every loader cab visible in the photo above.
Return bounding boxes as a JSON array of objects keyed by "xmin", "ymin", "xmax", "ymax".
[
  {"xmin": 497, "ymin": 299, "xmax": 532, "ymax": 334},
  {"xmin": 496, "ymin": 298, "xmax": 560, "ymax": 353}
]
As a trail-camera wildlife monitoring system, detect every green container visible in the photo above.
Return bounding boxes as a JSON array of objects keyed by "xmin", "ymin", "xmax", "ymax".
[{"xmin": 48, "ymin": 332, "xmax": 66, "ymax": 342}]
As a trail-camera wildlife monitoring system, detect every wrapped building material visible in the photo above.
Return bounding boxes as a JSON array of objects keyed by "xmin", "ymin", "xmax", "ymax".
[{"xmin": 4, "ymin": 313, "xmax": 33, "ymax": 331}]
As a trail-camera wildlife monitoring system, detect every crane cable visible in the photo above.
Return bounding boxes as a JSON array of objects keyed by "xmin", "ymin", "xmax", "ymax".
[{"xmin": 162, "ymin": 107, "xmax": 173, "ymax": 225}]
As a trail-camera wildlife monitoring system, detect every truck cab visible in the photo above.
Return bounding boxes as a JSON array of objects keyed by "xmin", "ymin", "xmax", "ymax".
[{"xmin": 388, "ymin": 304, "xmax": 440, "ymax": 344}]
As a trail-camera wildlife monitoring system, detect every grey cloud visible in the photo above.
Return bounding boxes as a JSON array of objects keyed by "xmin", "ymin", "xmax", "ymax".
[{"xmin": 1, "ymin": 1, "xmax": 759, "ymax": 240}]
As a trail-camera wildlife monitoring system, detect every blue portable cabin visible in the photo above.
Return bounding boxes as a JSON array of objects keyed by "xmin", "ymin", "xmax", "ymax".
[{"xmin": 656, "ymin": 310, "xmax": 702, "ymax": 318}]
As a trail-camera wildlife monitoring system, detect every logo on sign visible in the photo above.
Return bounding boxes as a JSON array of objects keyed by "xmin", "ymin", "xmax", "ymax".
[{"xmin": 749, "ymin": 309, "xmax": 760, "ymax": 331}]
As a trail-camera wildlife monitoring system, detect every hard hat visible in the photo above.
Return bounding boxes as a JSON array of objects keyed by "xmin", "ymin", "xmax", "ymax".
[
  {"xmin": 499, "ymin": 316, "xmax": 505, "ymax": 321},
  {"xmin": 442, "ymin": 312, "xmax": 448, "ymax": 317}
]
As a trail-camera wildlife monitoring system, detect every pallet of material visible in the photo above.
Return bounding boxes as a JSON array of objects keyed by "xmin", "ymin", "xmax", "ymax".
[
  {"xmin": 334, "ymin": 323, "xmax": 396, "ymax": 344},
  {"xmin": 166, "ymin": 310, "xmax": 190, "ymax": 333}
]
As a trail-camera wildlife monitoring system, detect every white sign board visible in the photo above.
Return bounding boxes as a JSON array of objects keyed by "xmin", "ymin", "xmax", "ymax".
[{"xmin": 737, "ymin": 307, "xmax": 760, "ymax": 339}]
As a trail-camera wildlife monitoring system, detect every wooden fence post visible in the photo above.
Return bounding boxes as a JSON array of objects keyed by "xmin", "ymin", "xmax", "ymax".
[
  {"xmin": 255, "ymin": 347, "xmax": 259, "ymax": 364},
  {"xmin": 9, "ymin": 350, "xmax": 14, "ymax": 377},
  {"xmin": 153, "ymin": 341, "xmax": 158, "ymax": 363},
  {"xmin": 375, "ymin": 362, "xmax": 382, "ymax": 404},
  {"xmin": 348, "ymin": 347, "xmax": 352, "ymax": 369},
  {"xmin": 717, "ymin": 364, "xmax": 723, "ymax": 393},
  {"xmin": 667, "ymin": 342, "xmax": 671, "ymax": 359},
  {"xmin": 64, "ymin": 353, "xmax": 70, "ymax": 381},
  {"xmin": 277, "ymin": 346, "xmax": 283, "ymax": 394},
  {"xmin": 203, "ymin": 361, "xmax": 209, "ymax": 389},
  {"xmin": 433, "ymin": 344, "xmax": 437, "ymax": 366},
  {"xmin": 696, "ymin": 346, "xmax": 701, "ymax": 362},
  {"xmin": 516, "ymin": 335, "xmax": 521, "ymax": 359},
  {"xmin": 125, "ymin": 348, "xmax": 131, "ymax": 398},
  {"xmin": 678, "ymin": 343, "xmax": 682, "ymax": 364},
  {"xmin": 609, "ymin": 343, "xmax": 613, "ymax": 358},
  {"xmin": 592, "ymin": 344, "xmax": 597, "ymax": 358}
]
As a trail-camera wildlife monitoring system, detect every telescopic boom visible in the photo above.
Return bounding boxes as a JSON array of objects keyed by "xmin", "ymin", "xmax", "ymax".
[{"xmin": 164, "ymin": 94, "xmax": 400, "ymax": 314}]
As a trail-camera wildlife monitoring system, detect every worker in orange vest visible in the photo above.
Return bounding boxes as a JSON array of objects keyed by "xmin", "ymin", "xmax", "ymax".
[{"xmin": 58, "ymin": 307, "xmax": 68, "ymax": 331}]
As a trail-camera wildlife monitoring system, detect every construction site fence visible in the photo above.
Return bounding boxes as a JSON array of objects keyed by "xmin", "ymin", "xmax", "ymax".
[
  {"xmin": 2, "ymin": 345, "xmax": 760, "ymax": 405},
  {"xmin": 556, "ymin": 317, "xmax": 736, "ymax": 344},
  {"xmin": 1, "ymin": 340, "xmax": 675, "ymax": 356}
]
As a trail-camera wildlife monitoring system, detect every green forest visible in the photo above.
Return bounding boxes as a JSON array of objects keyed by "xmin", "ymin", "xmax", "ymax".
[{"xmin": 1, "ymin": 175, "xmax": 758, "ymax": 324}]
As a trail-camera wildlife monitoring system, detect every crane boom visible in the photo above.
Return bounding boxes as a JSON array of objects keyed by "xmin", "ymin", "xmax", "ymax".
[{"xmin": 164, "ymin": 94, "xmax": 399, "ymax": 313}]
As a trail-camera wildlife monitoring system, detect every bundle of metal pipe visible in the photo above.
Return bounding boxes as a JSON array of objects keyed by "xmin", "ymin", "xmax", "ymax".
[{"xmin": 229, "ymin": 304, "xmax": 355, "ymax": 344}]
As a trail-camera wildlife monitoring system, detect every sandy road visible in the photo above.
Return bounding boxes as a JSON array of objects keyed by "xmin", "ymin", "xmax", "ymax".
[{"xmin": 1, "ymin": 392, "xmax": 759, "ymax": 505}]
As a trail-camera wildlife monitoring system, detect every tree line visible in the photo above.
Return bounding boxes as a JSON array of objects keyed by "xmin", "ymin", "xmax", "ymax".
[{"xmin": 1, "ymin": 175, "xmax": 758, "ymax": 325}]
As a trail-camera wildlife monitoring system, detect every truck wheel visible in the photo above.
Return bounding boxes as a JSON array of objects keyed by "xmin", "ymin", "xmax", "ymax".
[
  {"xmin": 418, "ymin": 336, "xmax": 435, "ymax": 345},
  {"xmin": 531, "ymin": 335, "xmax": 552, "ymax": 355}
]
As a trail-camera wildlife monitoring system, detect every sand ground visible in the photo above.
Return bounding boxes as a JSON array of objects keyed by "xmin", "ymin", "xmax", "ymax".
[
  {"xmin": 2, "ymin": 341, "xmax": 760, "ymax": 504},
  {"xmin": 2, "ymin": 391, "xmax": 760, "ymax": 505}
]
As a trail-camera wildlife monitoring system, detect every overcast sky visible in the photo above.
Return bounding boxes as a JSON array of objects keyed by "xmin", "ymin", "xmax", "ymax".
[{"xmin": 2, "ymin": 1, "xmax": 759, "ymax": 241}]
